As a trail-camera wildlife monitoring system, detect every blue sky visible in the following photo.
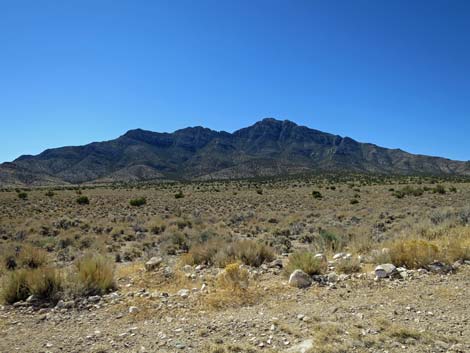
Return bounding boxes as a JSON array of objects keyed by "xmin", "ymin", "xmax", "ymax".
[{"xmin": 1, "ymin": 0, "xmax": 469, "ymax": 162}]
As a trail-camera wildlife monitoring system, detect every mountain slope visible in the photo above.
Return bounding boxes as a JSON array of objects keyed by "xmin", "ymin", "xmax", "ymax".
[{"xmin": 1, "ymin": 118, "xmax": 469, "ymax": 185}]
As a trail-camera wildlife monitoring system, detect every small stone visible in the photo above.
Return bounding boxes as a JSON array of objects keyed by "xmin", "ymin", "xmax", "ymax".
[
  {"xmin": 129, "ymin": 306, "xmax": 139, "ymax": 314},
  {"xmin": 145, "ymin": 257, "xmax": 163, "ymax": 271},
  {"xmin": 284, "ymin": 339, "xmax": 314, "ymax": 353},
  {"xmin": 177, "ymin": 289, "xmax": 190, "ymax": 298}
]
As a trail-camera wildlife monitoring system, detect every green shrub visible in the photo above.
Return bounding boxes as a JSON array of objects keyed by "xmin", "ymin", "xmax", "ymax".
[
  {"xmin": 129, "ymin": 197, "xmax": 146, "ymax": 207},
  {"xmin": 76, "ymin": 196, "xmax": 90, "ymax": 205},
  {"xmin": 75, "ymin": 254, "xmax": 116, "ymax": 296},
  {"xmin": 432, "ymin": 185, "xmax": 446, "ymax": 194},
  {"xmin": 284, "ymin": 251, "xmax": 326, "ymax": 276},
  {"xmin": 175, "ymin": 190, "xmax": 184, "ymax": 199},
  {"xmin": 17, "ymin": 192, "xmax": 28, "ymax": 200},
  {"xmin": 312, "ymin": 190, "xmax": 323, "ymax": 200}
]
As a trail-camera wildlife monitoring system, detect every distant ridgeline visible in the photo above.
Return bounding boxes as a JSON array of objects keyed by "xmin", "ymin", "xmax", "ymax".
[{"xmin": 1, "ymin": 118, "xmax": 470, "ymax": 186}]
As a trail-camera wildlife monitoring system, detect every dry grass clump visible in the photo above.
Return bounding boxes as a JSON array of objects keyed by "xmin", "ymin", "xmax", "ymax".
[
  {"xmin": 183, "ymin": 239, "xmax": 274, "ymax": 268},
  {"xmin": 1, "ymin": 244, "xmax": 49, "ymax": 271},
  {"xmin": 0, "ymin": 267, "xmax": 62, "ymax": 304},
  {"xmin": 0, "ymin": 269, "xmax": 29, "ymax": 304},
  {"xmin": 386, "ymin": 226, "xmax": 470, "ymax": 268},
  {"xmin": 434, "ymin": 228, "xmax": 470, "ymax": 263},
  {"xmin": 181, "ymin": 239, "xmax": 222, "ymax": 266},
  {"xmin": 389, "ymin": 239, "xmax": 439, "ymax": 269},
  {"xmin": 217, "ymin": 263, "xmax": 249, "ymax": 290},
  {"xmin": 17, "ymin": 244, "xmax": 49, "ymax": 269},
  {"xmin": 216, "ymin": 240, "xmax": 275, "ymax": 267},
  {"xmin": 335, "ymin": 257, "xmax": 361, "ymax": 274},
  {"xmin": 205, "ymin": 263, "xmax": 259, "ymax": 309},
  {"xmin": 284, "ymin": 251, "xmax": 326, "ymax": 276},
  {"xmin": 74, "ymin": 253, "xmax": 116, "ymax": 296}
]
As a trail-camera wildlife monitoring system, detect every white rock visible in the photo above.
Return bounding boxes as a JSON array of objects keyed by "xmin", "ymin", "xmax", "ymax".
[
  {"xmin": 284, "ymin": 339, "xmax": 314, "ymax": 353},
  {"xmin": 288, "ymin": 270, "xmax": 312, "ymax": 288},
  {"xmin": 145, "ymin": 257, "xmax": 163, "ymax": 271},
  {"xmin": 333, "ymin": 253, "xmax": 346, "ymax": 260},
  {"xmin": 374, "ymin": 264, "xmax": 397, "ymax": 278},
  {"xmin": 177, "ymin": 289, "xmax": 190, "ymax": 298},
  {"xmin": 129, "ymin": 306, "xmax": 139, "ymax": 314}
]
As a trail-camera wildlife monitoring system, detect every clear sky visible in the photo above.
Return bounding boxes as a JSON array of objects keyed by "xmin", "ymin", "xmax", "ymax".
[{"xmin": 1, "ymin": 0, "xmax": 469, "ymax": 163}]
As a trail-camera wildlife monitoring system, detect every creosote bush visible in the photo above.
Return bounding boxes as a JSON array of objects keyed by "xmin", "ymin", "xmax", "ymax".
[
  {"xmin": 284, "ymin": 251, "xmax": 326, "ymax": 276},
  {"xmin": 129, "ymin": 197, "xmax": 146, "ymax": 207},
  {"xmin": 76, "ymin": 196, "xmax": 90, "ymax": 205},
  {"xmin": 312, "ymin": 190, "xmax": 323, "ymax": 199}
]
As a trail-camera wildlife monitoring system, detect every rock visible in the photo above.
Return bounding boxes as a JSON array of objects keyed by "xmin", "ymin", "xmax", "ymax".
[
  {"xmin": 177, "ymin": 289, "xmax": 190, "ymax": 298},
  {"xmin": 428, "ymin": 261, "xmax": 453, "ymax": 274},
  {"xmin": 284, "ymin": 339, "xmax": 314, "ymax": 353},
  {"xmin": 333, "ymin": 253, "xmax": 346, "ymax": 260},
  {"xmin": 129, "ymin": 306, "xmax": 139, "ymax": 314},
  {"xmin": 288, "ymin": 270, "xmax": 312, "ymax": 288},
  {"xmin": 145, "ymin": 257, "xmax": 163, "ymax": 271},
  {"xmin": 374, "ymin": 264, "xmax": 397, "ymax": 278},
  {"xmin": 88, "ymin": 295, "xmax": 101, "ymax": 303},
  {"xmin": 268, "ymin": 259, "xmax": 284, "ymax": 268},
  {"xmin": 182, "ymin": 264, "xmax": 193, "ymax": 273},
  {"xmin": 327, "ymin": 272, "xmax": 338, "ymax": 283}
]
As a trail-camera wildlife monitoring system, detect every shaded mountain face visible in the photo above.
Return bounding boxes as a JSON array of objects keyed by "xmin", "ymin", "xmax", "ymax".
[{"xmin": 1, "ymin": 118, "xmax": 469, "ymax": 186}]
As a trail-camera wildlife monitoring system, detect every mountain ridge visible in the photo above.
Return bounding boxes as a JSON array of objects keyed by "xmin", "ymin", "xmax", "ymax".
[{"xmin": 1, "ymin": 118, "xmax": 469, "ymax": 186}]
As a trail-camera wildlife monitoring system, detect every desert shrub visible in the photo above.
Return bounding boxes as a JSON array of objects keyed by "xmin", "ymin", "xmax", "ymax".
[
  {"xmin": 284, "ymin": 251, "xmax": 326, "ymax": 276},
  {"xmin": 17, "ymin": 244, "xmax": 48, "ymax": 269},
  {"xmin": 335, "ymin": 257, "xmax": 361, "ymax": 274},
  {"xmin": 312, "ymin": 190, "xmax": 323, "ymax": 199},
  {"xmin": 129, "ymin": 197, "xmax": 146, "ymax": 207},
  {"xmin": 182, "ymin": 239, "xmax": 222, "ymax": 266},
  {"xmin": 45, "ymin": 190, "xmax": 55, "ymax": 197},
  {"xmin": 76, "ymin": 196, "xmax": 89, "ymax": 205},
  {"xmin": 0, "ymin": 269, "xmax": 29, "ymax": 304},
  {"xmin": 432, "ymin": 184, "xmax": 446, "ymax": 194},
  {"xmin": 17, "ymin": 192, "xmax": 28, "ymax": 200},
  {"xmin": 27, "ymin": 267, "xmax": 62, "ymax": 303},
  {"xmin": 215, "ymin": 240, "xmax": 275, "ymax": 267},
  {"xmin": 429, "ymin": 208, "xmax": 454, "ymax": 225},
  {"xmin": 350, "ymin": 198, "xmax": 359, "ymax": 205},
  {"xmin": 256, "ymin": 189, "xmax": 263, "ymax": 195},
  {"xmin": 389, "ymin": 239, "xmax": 439, "ymax": 269},
  {"xmin": 149, "ymin": 220, "xmax": 166, "ymax": 235},
  {"xmin": 436, "ymin": 229, "xmax": 470, "ymax": 263},
  {"xmin": 217, "ymin": 263, "xmax": 249, "ymax": 291},
  {"xmin": 175, "ymin": 190, "xmax": 184, "ymax": 199},
  {"xmin": 74, "ymin": 254, "xmax": 115, "ymax": 296},
  {"xmin": 318, "ymin": 229, "xmax": 347, "ymax": 252}
]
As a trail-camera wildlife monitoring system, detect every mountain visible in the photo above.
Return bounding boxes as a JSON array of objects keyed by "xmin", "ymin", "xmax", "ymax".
[{"xmin": 1, "ymin": 118, "xmax": 469, "ymax": 186}]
